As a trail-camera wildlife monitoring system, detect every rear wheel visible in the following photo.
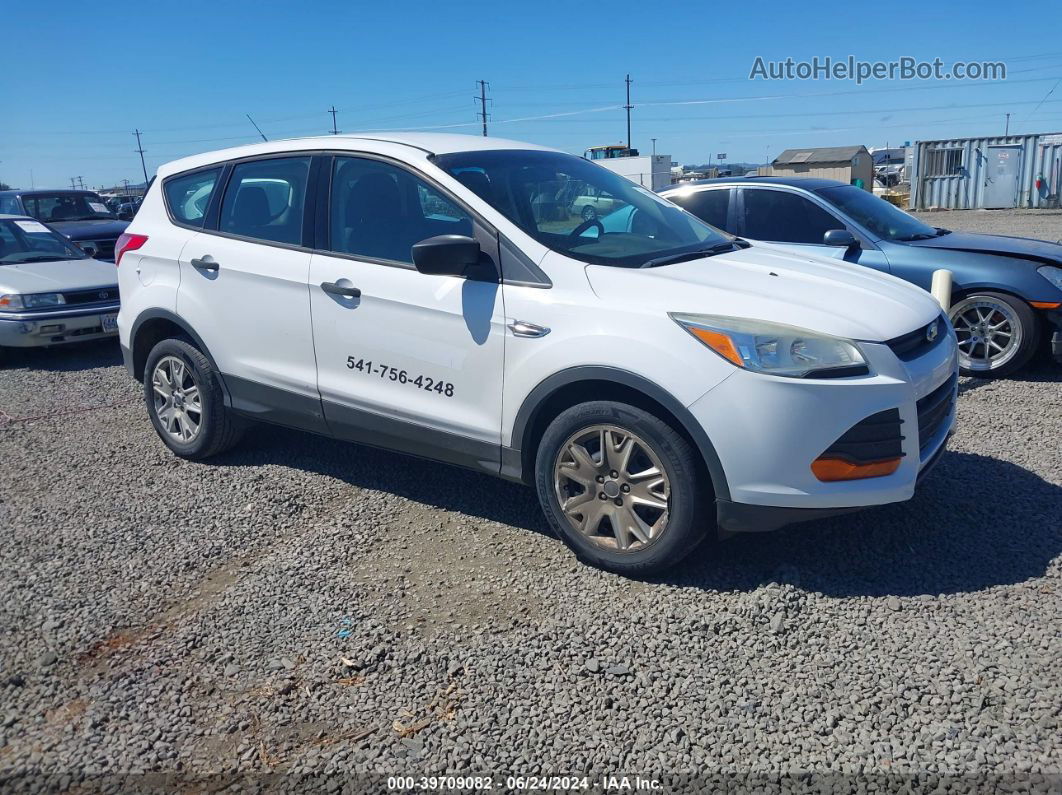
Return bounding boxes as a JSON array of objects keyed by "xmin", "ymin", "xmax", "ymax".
[
  {"xmin": 535, "ymin": 401, "xmax": 710, "ymax": 575},
  {"xmin": 143, "ymin": 338, "xmax": 244, "ymax": 459},
  {"xmin": 580, "ymin": 205, "xmax": 597, "ymax": 222},
  {"xmin": 950, "ymin": 291, "xmax": 1038, "ymax": 378}
]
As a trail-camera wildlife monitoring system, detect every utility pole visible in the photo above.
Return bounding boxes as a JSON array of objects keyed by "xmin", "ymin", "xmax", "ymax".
[
  {"xmin": 329, "ymin": 106, "xmax": 340, "ymax": 135},
  {"xmin": 77, "ymin": 176, "xmax": 85, "ymax": 190},
  {"xmin": 1005, "ymin": 112, "xmax": 1011, "ymax": 136},
  {"xmin": 70, "ymin": 177, "xmax": 77, "ymax": 189},
  {"xmin": 624, "ymin": 74, "xmax": 633, "ymax": 152},
  {"xmin": 246, "ymin": 114, "xmax": 268, "ymax": 142},
  {"xmin": 651, "ymin": 138, "xmax": 657, "ymax": 156},
  {"xmin": 133, "ymin": 129, "xmax": 149, "ymax": 187},
  {"xmin": 476, "ymin": 80, "xmax": 490, "ymax": 137}
]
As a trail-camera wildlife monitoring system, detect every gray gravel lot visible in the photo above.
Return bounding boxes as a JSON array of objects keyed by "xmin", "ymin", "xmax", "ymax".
[{"xmin": 1, "ymin": 209, "xmax": 1060, "ymax": 792}]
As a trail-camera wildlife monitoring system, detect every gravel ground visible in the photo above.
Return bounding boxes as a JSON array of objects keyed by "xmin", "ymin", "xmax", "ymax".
[
  {"xmin": 1, "ymin": 215, "xmax": 1060, "ymax": 792},
  {"xmin": 910, "ymin": 207, "xmax": 1062, "ymax": 241}
]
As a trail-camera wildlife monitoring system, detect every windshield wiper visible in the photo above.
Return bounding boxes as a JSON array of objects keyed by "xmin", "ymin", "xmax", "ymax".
[
  {"xmin": 67, "ymin": 215, "xmax": 114, "ymax": 222},
  {"xmin": 898, "ymin": 232, "xmax": 937, "ymax": 241},
  {"xmin": 934, "ymin": 227, "xmax": 952, "ymax": 236},
  {"xmin": 640, "ymin": 241, "xmax": 740, "ymax": 269},
  {"xmin": 11, "ymin": 255, "xmax": 66, "ymax": 263}
]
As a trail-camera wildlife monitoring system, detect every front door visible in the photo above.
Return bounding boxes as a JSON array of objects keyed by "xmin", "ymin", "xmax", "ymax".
[
  {"xmin": 983, "ymin": 146, "xmax": 1021, "ymax": 209},
  {"xmin": 738, "ymin": 187, "xmax": 891, "ymax": 273},
  {"xmin": 308, "ymin": 155, "xmax": 506, "ymax": 473}
]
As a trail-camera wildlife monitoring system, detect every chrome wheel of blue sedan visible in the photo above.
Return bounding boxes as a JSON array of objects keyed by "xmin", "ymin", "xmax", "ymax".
[{"xmin": 949, "ymin": 291, "xmax": 1038, "ymax": 378}]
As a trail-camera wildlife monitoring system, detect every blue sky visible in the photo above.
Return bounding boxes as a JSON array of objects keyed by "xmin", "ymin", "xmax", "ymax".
[{"xmin": 4, "ymin": 0, "xmax": 1062, "ymax": 189}]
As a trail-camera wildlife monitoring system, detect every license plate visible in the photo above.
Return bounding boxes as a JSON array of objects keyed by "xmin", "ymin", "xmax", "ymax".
[{"xmin": 101, "ymin": 313, "xmax": 118, "ymax": 333}]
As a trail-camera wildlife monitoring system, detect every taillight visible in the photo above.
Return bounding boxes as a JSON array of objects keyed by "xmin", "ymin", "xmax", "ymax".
[{"xmin": 114, "ymin": 233, "xmax": 148, "ymax": 267}]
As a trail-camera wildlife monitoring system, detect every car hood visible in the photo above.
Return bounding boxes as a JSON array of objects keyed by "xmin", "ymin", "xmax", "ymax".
[
  {"xmin": 0, "ymin": 258, "xmax": 119, "ymax": 295},
  {"xmin": 584, "ymin": 243, "xmax": 941, "ymax": 342},
  {"xmin": 903, "ymin": 231, "xmax": 1062, "ymax": 263},
  {"xmin": 48, "ymin": 218, "xmax": 129, "ymax": 240}
]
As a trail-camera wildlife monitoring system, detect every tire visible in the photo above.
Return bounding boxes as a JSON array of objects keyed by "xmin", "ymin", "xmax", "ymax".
[
  {"xmin": 949, "ymin": 291, "xmax": 1038, "ymax": 378},
  {"xmin": 143, "ymin": 338, "xmax": 244, "ymax": 459},
  {"xmin": 580, "ymin": 205, "xmax": 597, "ymax": 222},
  {"xmin": 534, "ymin": 401, "xmax": 711, "ymax": 575}
]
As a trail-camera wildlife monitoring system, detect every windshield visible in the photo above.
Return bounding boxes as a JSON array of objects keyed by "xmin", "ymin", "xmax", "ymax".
[
  {"xmin": 0, "ymin": 219, "xmax": 87, "ymax": 263},
  {"xmin": 817, "ymin": 185, "xmax": 939, "ymax": 242},
  {"xmin": 432, "ymin": 149, "xmax": 730, "ymax": 267},
  {"xmin": 20, "ymin": 193, "xmax": 117, "ymax": 223}
]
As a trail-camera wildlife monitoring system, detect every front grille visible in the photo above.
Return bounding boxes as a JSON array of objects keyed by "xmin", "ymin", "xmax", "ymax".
[
  {"xmin": 81, "ymin": 239, "xmax": 117, "ymax": 261},
  {"xmin": 916, "ymin": 374, "xmax": 957, "ymax": 453},
  {"xmin": 887, "ymin": 316, "xmax": 946, "ymax": 361},
  {"xmin": 818, "ymin": 408, "xmax": 905, "ymax": 464},
  {"xmin": 61, "ymin": 288, "xmax": 119, "ymax": 306}
]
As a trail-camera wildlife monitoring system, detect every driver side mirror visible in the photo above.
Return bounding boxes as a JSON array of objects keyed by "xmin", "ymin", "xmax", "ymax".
[
  {"xmin": 823, "ymin": 229, "xmax": 859, "ymax": 248},
  {"xmin": 411, "ymin": 235, "xmax": 491, "ymax": 279}
]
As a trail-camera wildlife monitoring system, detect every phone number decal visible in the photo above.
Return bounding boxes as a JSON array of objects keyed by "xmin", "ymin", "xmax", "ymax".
[{"xmin": 346, "ymin": 356, "xmax": 455, "ymax": 397}]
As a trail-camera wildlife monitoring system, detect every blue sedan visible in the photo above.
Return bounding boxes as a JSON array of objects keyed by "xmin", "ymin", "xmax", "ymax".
[{"xmin": 651, "ymin": 177, "xmax": 1062, "ymax": 377}]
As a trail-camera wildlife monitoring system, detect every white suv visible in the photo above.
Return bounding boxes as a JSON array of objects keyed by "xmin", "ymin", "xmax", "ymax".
[{"xmin": 117, "ymin": 133, "xmax": 957, "ymax": 574}]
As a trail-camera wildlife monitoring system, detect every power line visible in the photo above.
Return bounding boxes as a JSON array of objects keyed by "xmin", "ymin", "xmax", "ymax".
[{"xmin": 476, "ymin": 80, "xmax": 490, "ymax": 137}]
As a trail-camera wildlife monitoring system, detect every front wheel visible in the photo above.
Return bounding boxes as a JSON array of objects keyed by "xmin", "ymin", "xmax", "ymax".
[
  {"xmin": 580, "ymin": 205, "xmax": 597, "ymax": 222},
  {"xmin": 949, "ymin": 291, "xmax": 1038, "ymax": 378},
  {"xmin": 143, "ymin": 338, "xmax": 244, "ymax": 459},
  {"xmin": 534, "ymin": 401, "xmax": 711, "ymax": 575}
]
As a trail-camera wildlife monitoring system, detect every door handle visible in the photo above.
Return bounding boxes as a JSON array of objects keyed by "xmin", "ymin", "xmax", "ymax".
[
  {"xmin": 191, "ymin": 257, "xmax": 219, "ymax": 271},
  {"xmin": 321, "ymin": 281, "xmax": 361, "ymax": 298},
  {"xmin": 508, "ymin": 320, "xmax": 550, "ymax": 338}
]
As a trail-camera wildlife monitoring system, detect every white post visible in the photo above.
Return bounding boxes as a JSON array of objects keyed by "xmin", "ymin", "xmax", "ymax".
[{"xmin": 931, "ymin": 269, "xmax": 953, "ymax": 310}]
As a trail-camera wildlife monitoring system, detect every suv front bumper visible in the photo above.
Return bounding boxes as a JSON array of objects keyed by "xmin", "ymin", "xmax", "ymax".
[{"xmin": 689, "ymin": 331, "xmax": 958, "ymax": 531}]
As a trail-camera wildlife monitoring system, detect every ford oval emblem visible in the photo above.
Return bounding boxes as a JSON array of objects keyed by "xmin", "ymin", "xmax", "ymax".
[
  {"xmin": 926, "ymin": 321, "xmax": 939, "ymax": 343},
  {"xmin": 99, "ymin": 291, "xmax": 110, "ymax": 300}
]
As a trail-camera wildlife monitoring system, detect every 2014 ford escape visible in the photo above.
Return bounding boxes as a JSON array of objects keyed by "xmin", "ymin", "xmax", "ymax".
[{"xmin": 117, "ymin": 133, "xmax": 958, "ymax": 574}]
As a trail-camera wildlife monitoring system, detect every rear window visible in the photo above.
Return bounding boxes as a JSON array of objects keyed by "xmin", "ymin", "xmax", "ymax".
[
  {"xmin": 164, "ymin": 168, "xmax": 221, "ymax": 228},
  {"xmin": 668, "ymin": 188, "xmax": 731, "ymax": 232},
  {"xmin": 219, "ymin": 157, "xmax": 310, "ymax": 245}
]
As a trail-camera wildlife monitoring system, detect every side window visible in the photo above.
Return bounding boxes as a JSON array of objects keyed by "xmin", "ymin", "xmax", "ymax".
[
  {"xmin": 329, "ymin": 157, "xmax": 473, "ymax": 264},
  {"xmin": 219, "ymin": 157, "xmax": 310, "ymax": 245},
  {"xmin": 0, "ymin": 196, "xmax": 20, "ymax": 215},
  {"xmin": 742, "ymin": 189, "xmax": 844, "ymax": 244},
  {"xmin": 669, "ymin": 189, "xmax": 732, "ymax": 232},
  {"xmin": 164, "ymin": 168, "xmax": 221, "ymax": 228}
]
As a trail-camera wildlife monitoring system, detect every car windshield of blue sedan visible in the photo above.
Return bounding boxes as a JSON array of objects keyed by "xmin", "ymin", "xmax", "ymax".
[
  {"xmin": 19, "ymin": 193, "xmax": 117, "ymax": 223},
  {"xmin": 0, "ymin": 219, "xmax": 86, "ymax": 264},
  {"xmin": 432, "ymin": 150, "xmax": 733, "ymax": 267},
  {"xmin": 818, "ymin": 185, "xmax": 943, "ymax": 242}
]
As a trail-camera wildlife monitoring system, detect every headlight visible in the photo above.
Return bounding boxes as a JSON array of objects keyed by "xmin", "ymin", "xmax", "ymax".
[
  {"xmin": 1038, "ymin": 265, "xmax": 1062, "ymax": 292},
  {"xmin": 670, "ymin": 313, "xmax": 868, "ymax": 378},
  {"xmin": 0, "ymin": 293, "xmax": 66, "ymax": 312}
]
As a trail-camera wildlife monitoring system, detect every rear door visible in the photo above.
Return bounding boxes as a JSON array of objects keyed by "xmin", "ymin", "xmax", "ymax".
[
  {"xmin": 175, "ymin": 154, "xmax": 326, "ymax": 432},
  {"xmin": 666, "ymin": 187, "xmax": 736, "ymax": 233},
  {"xmin": 307, "ymin": 154, "xmax": 506, "ymax": 471}
]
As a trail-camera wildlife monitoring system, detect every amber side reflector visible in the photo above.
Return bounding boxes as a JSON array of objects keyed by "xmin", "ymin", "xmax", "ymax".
[
  {"xmin": 811, "ymin": 456, "xmax": 902, "ymax": 482},
  {"xmin": 1030, "ymin": 301, "xmax": 1061, "ymax": 310},
  {"xmin": 689, "ymin": 327, "xmax": 745, "ymax": 367}
]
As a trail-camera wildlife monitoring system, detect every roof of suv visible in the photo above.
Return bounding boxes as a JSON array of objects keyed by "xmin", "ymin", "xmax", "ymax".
[
  {"xmin": 155, "ymin": 132, "xmax": 562, "ymax": 179},
  {"xmin": 661, "ymin": 176, "xmax": 849, "ymax": 192}
]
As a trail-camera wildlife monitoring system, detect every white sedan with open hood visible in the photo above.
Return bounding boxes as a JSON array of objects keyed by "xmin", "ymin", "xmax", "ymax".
[{"xmin": 0, "ymin": 215, "xmax": 120, "ymax": 353}]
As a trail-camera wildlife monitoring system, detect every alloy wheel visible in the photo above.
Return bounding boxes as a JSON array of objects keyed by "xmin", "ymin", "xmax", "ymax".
[
  {"xmin": 950, "ymin": 297, "xmax": 1022, "ymax": 372},
  {"xmin": 151, "ymin": 355, "xmax": 203, "ymax": 443},
  {"xmin": 553, "ymin": 424, "xmax": 670, "ymax": 553}
]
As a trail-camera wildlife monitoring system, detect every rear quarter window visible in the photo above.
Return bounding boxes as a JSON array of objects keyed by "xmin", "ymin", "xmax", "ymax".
[{"xmin": 164, "ymin": 168, "xmax": 222, "ymax": 228}]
